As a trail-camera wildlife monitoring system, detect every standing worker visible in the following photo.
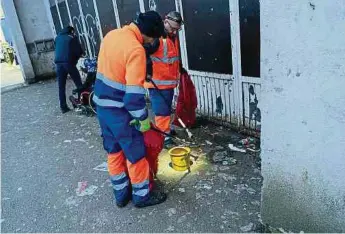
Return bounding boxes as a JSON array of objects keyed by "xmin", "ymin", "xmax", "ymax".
[
  {"xmin": 93, "ymin": 11, "xmax": 166, "ymax": 208},
  {"xmin": 144, "ymin": 11, "xmax": 184, "ymax": 145},
  {"xmin": 54, "ymin": 26, "xmax": 84, "ymax": 113}
]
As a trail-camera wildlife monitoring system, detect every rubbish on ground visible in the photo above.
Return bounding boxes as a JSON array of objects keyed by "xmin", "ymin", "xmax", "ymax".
[
  {"xmin": 254, "ymin": 168, "xmax": 261, "ymax": 174},
  {"xmin": 195, "ymin": 180, "xmax": 213, "ymax": 190},
  {"xmin": 65, "ymin": 196, "xmax": 82, "ymax": 207},
  {"xmin": 212, "ymin": 165, "xmax": 219, "ymax": 171},
  {"xmin": 75, "ymin": 181, "xmax": 98, "ymax": 197},
  {"xmin": 229, "ymin": 144, "xmax": 246, "ymax": 153},
  {"xmin": 205, "ymin": 140, "xmax": 213, "ymax": 145},
  {"xmin": 246, "ymin": 145, "xmax": 261, "ymax": 153},
  {"xmin": 251, "ymin": 200, "xmax": 261, "ymax": 206},
  {"xmin": 177, "ymin": 215, "xmax": 187, "ymax": 223},
  {"xmin": 240, "ymin": 222, "xmax": 254, "ymax": 232},
  {"xmin": 149, "ymin": 208, "xmax": 157, "ymax": 216},
  {"xmin": 167, "ymin": 208, "xmax": 177, "ymax": 217},
  {"xmin": 228, "ymin": 157, "xmax": 237, "ymax": 165},
  {"xmin": 178, "ymin": 188, "xmax": 185, "ymax": 193},
  {"xmin": 214, "ymin": 145, "xmax": 224, "ymax": 150},
  {"xmin": 233, "ymin": 184, "xmax": 256, "ymax": 195},
  {"xmin": 222, "ymin": 157, "xmax": 237, "ymax": 166},
  {"xmin": 64, "ymin": 140, "xmax": 72, "ymax": 143},
  {"xmin": 93, "ymin": 162, "xmax": 108, "ymax": 172},
  {"xmin": 238, "ymin": 137, "xmax": 256, "ymax": 146},
  {"xmin": 238, "ymin": 137, "xmax": 261, "ymax": 152},
  {"xmin": 165, "ymin": 226, "xmax": 175, "ymax": 232},
  {"xmin": 75, "ymin": 138, "xmax": 87, "ymax": 143},
  {"xmin": 219, "ymin": 166, "xmax": 230, "ymax": 171},
  {"xmin": 218, "ymin": 173, "xmax": 237, "ymax": 182},
  {"xmin": 17, "ymin": 187, "xmax": 22, "ymax": 191},
  {"xmin": 195, "ymin": 193, "xmax": 202, "ymax": 200},
  {"xmin": 246, "ymin": 187, "xmax": 256, "ymax": 194},
  {"xmin": 213, "ymin": 151, "xmax": 228, "ymax": 162}
]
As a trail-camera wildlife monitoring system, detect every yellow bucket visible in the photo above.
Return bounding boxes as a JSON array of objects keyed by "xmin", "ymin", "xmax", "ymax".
[{"xmin": 168, "ymin": 147, "xmax": 191, "ymax": 171}]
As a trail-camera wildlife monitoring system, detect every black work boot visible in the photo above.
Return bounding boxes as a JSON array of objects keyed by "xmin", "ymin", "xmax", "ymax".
[
  {"xmin": 61, "ymin": 106, "xmax": 71, "ymax": 114},
  {"xmin": 116, "ymin": 197, "xmax": 130, "ymax": 208},
  {"xmin": 134, "ymin": 191, "xmax": 167, "ymax": 208},
  {"xmin": 114, "ymin": 187, "xmax": 131, "ymax": 208}
]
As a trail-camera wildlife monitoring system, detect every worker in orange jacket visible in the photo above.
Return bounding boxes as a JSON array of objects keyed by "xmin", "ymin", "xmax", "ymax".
[
  {"xmin": 144, "ymin": 11, "xmax": 184, "ymax": 145},
  {"xmin": 93, "ymin": 11, "xmax": 166, "ymax": 208}
]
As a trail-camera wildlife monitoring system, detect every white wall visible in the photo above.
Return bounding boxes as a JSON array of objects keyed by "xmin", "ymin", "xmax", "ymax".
[
  {"xmin": 14, "ymin": 0, "xmax": 54, "ymax": 43},
  {"xmin": 1, "ymin": 0, "xmax": 35, "ymax": 82},
  {"xmin": 13, "ymin": 0, "xmax": 55, "ymax": 79},
  {"xmin": 261, "ymin": 0, "xmax": 345, "ymax": 232}
]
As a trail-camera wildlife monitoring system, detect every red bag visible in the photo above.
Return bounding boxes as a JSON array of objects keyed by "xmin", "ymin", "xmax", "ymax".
[
  {"xmin": 173, "ymin": 71, "xmax": 198, "ymax": 128},
  {"xmin": 143, "ymin": 125, "xmax": 164, "ymax": 190}
]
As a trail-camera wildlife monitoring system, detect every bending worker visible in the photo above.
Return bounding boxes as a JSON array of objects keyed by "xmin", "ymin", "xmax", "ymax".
[
  {"xmin": 144, "ymin": 11, "xmax": 184, "ymax": 145},
  {"xmin": 54, "ymin": 26, "xmax": 83, "ymax": 113},
  {"xmin": 93, "ymin": 11, "xmax": 166, "ymax": 208}
]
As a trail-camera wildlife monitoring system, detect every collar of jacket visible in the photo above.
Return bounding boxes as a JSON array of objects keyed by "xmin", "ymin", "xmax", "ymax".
[{"xmin": 127, "ymin": 23, "xmax": 144, "ymax": 44}]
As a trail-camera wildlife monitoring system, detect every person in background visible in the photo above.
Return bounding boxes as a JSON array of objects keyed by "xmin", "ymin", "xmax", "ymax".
[
  {"xmin": 68, "ymin": 57, "xmax": 97, "ymax": 109},
  {"xmin": 54, "ymin": 26, "xmax": 83, "ymax": 113},
  {"xmin": 93, "ymin": 11, "xmax": 167, "ymax": 208},
  {"xmin": 143, "ymin": 38, "xmax": 160, "ymax": 80},
  {"xmin": 74, "ymin": 57, "xmax": 97, "ymax": 94},
  {"xmin": 144, "ymin": 11, "xmax": 184, "ymax": 146}
]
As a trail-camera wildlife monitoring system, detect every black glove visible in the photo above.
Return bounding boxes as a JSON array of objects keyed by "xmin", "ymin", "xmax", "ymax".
[
  {"xmin": 180, "ymin": 66, "xmax": 187, "ymax": 74},
  {"xmin": 145, "ymin": 74, "xmax": 152, "ymax": 82}
]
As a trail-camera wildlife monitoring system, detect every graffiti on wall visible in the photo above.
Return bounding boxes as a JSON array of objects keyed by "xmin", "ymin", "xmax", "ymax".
[
  {"xmin": 192, "ymin": 75, "xmax": 235, "ymax": 124},
  {"xmin": 50, "ymin": 5, "xmax": 62, "ymax": 33},
  {"xmin": 242, "ymin": 82, "xmax": 261, "ymax": 131},
  {"xmin": 248, "ymin": 85, "xmax": 261, "ymax": 122},
  {"xmin": 144, "ymin": 0, "xmax": 176, "ymax": 17},
  {"xmin": 148, "ymin": 0, "xmax": 157, "ymax": 11},
  {"xmin": 72, "ymin": 14, "xmax": 99, "ymax": 57},
  {"xmin": 80, "ymin": 0, "xmax": 101, "ymax": 56}
]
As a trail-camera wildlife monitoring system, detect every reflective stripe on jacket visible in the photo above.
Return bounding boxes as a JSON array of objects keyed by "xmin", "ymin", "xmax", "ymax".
[
  {"xmin": 93, "ymin": 23, "xmax": 148, "ymax": 120},
  {"xmin": 144, "ymin": 36, "xmax": 180, "ymax": 89}
]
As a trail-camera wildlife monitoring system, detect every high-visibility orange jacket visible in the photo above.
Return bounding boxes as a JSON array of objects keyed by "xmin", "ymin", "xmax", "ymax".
[
  {"xmin": 93, "ymin": 23, "xmax": 148, "ymax": 120},
  {"xmin": 144, "ymin": 36, "xmax": 180, "ymax": 89}
]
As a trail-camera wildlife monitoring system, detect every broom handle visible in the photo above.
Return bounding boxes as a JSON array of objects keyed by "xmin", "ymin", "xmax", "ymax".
[
  {"xmin": 151, "ymin": 126, "xmax": 173, "ymax": 137},
  {"xmin": 151, "ymin": 126, "xmax": 186, "ymax": 143},
  {"xmin": 148, "ymin": 78, "xmax": 193, "ymax": 139}
]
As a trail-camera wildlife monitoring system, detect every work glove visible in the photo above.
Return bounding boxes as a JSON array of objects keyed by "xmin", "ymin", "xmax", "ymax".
[
  {"xmin": 145, "ymin": 74, "xmax": 152, "ymax": 82},
  {"xmin": 180, "ymin": 66, "xmax": 187, "ymax": 74},
  {"xmin": 129, "ymin": 117, "xmax": 151, "ymax": 132}
]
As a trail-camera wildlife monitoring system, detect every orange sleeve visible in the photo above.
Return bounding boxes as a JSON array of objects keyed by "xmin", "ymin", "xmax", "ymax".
[
  {"xmin": 126, "ymin": 47, "xmax": 146, "ymax": 86},
  {"xmin": 123, "ymin": 46, "xmax": 148, "ymax": 120}
]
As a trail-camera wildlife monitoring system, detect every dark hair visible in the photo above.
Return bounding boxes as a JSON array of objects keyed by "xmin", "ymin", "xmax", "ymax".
[
  {"xmin": 166, "ymin": 11, "xmax": 183, "ymax": 25},
  {"xmin": 67, "ymin": 26, "xmax": 75, "ymax": 33}
]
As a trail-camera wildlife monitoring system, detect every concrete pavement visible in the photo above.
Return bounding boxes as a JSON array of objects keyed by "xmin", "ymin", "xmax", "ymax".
[
  {"xmin": 1, "ymin": 78, "xmax": 263, "ymax": 232},
  {"xmin": 1, "ymin": 62, "xmax": 24, "ymax": 92}
]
